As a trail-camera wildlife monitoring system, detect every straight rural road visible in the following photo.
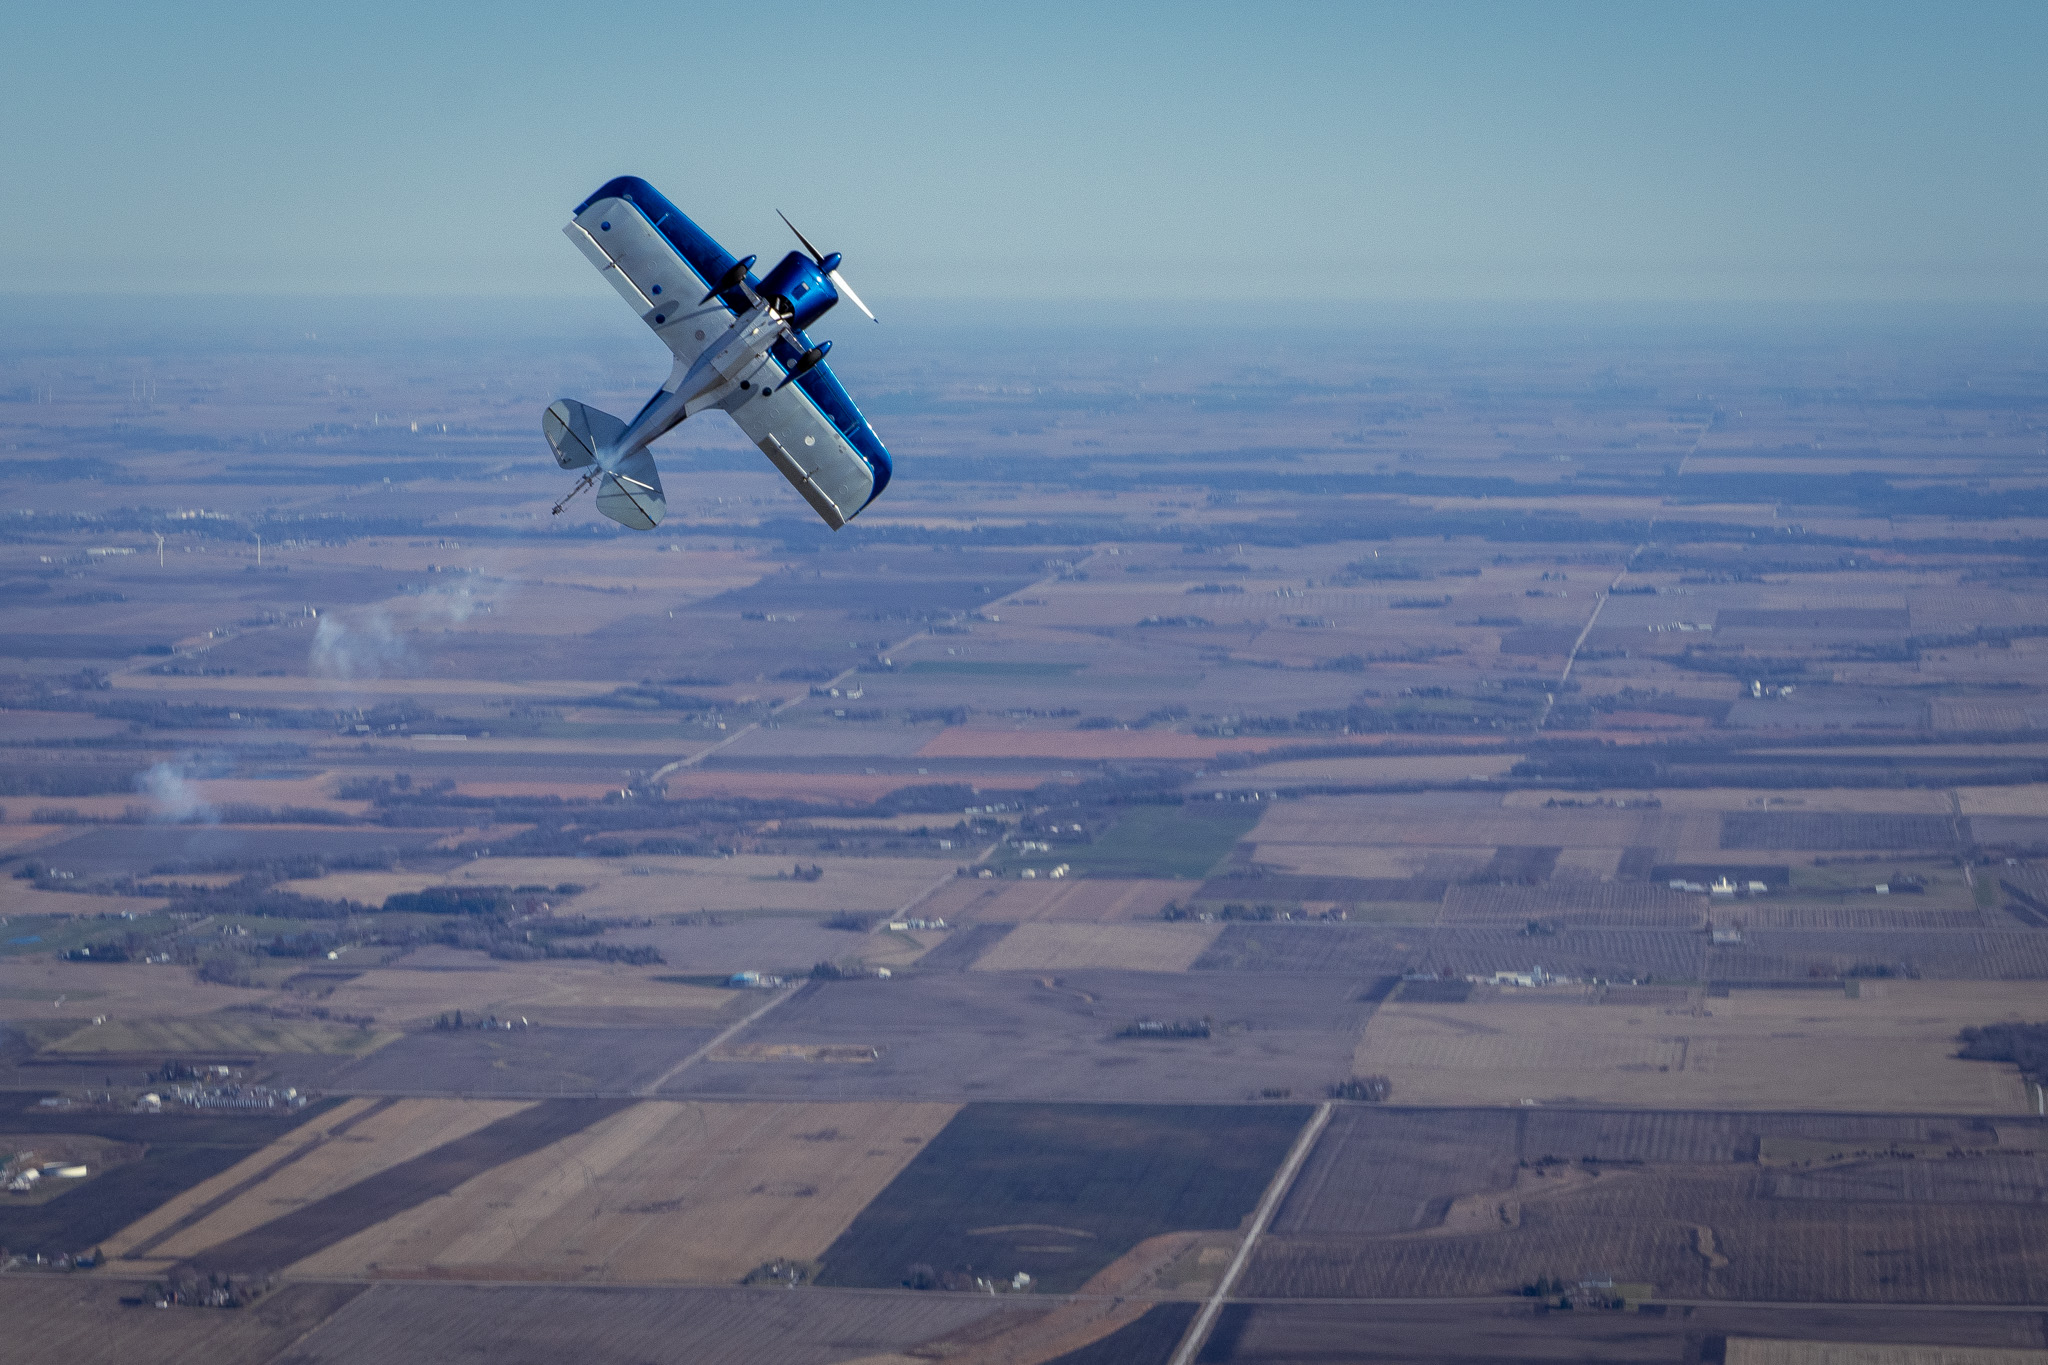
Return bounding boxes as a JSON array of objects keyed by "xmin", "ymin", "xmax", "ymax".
[{"xmin": 1169, "ymin": 1099, "xmax": 1334, "ymax": 1365}]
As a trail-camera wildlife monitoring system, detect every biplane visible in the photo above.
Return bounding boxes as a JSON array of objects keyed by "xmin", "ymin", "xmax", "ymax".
[{"xmin": 545, "ymin": 176, "xmax": 891, "ymax": 531}]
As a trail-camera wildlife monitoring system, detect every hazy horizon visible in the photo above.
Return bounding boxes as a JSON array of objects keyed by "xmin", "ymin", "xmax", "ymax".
[{"xmin": 7, "ymin": 2, "xmax": 2045, "ymax": 305}]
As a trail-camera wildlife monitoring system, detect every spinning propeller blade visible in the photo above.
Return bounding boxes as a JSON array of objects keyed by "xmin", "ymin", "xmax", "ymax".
[
  {"xmin": 778, "ymin": 211, "xmax": 879, "ymax": 323},
  {"xmin": 777, "ymin": 210, "xmax": 825, "ymax": 263},
  {"xmin": 828, "ymin": 271, "xmax": 876, "ymax": 323}
]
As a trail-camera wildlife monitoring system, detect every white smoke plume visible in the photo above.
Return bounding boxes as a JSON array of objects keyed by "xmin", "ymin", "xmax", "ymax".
[
  {"xmin": 136, "ymin": 761, "xmax": 218, "ymax": 824},
  {"xmin": 309, "ymin": 556, "xmax": 513, "ymax": 682},
  {"xmin": 310, "ymin": 606, "xmax": 410, "ymax": 680}
]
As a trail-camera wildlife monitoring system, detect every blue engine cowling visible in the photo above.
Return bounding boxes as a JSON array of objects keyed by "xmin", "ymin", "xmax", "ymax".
[{"xmin": 759, "ymin": 251, "xmax": 837, "ymax": 331}]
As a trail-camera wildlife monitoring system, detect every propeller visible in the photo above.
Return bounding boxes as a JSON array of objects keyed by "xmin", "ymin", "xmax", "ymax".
[
  {"xmin": 701, "ymin": 255, "xmax": 758, "ymax": 306},
  {"xmin": 778, "ymin": 211, "xmax": 877, "ymax": 322}
]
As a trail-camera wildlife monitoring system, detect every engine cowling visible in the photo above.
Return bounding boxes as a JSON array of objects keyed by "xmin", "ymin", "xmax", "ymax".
[{"xmin": 758, "ymin": 251, "xmax": 838, "ymax": 331}]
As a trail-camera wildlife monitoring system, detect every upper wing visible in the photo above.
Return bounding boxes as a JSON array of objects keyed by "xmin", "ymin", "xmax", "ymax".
[
  {"xmin": 725, "ymin": 369, "xmax": 877, "ymax": 530},
  {"xmin": 565, "ymin": 177, "xmax": 746, "ymax": 367}
]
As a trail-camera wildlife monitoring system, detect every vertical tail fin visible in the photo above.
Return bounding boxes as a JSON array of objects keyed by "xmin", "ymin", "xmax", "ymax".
[
  {"xmin": 543, "ymin": 399, "xmax": 665, "ymax": 529},
  {"xmin": 543, "ymin": 399, "xmax": 625, "ymax": 469}
]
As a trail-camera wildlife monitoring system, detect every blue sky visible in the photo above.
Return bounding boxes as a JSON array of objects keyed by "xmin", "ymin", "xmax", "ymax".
[{"xmin": 5, "ymin": 2, "xmax": 2043, "ymax": 303}]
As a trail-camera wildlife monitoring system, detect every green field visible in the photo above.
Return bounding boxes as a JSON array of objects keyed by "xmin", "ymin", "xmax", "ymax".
[
  {"xmin": 815, "ymin": 1101, "xmax": 1309, "ymax": 1293},
  {"xmin": 45, "ymin": 1014, "xmax": 394, "ymax": 1056},
  {"xmin": 999, "ymin": 802, "xmax": 1263, "ymax": 880},
  {"xmin": 901, "ymin": 660, "xmax": 1083, "ymax": 677}
]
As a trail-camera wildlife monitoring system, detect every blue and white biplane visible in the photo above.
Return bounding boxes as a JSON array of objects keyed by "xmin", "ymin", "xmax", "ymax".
[{"xmin": 545, "ymin": 176, "xmax": 891, "ymax": 531}]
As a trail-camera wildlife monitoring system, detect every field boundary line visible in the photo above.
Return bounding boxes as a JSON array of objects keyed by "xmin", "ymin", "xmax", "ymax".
[
  {"xmin": 648, "ymin": 558, "xmax": 1091, "ymax": 788},
  {"xmin": 636, "ymin": 986, "xmax": 796, "ymax": 1096},
  {"xmin": 122, "ymin": 1097, "xmax": 397, "ymax": 1260},
  {"xmin": 1169, "ymin": 1099, "xmax": 1333, "ymax": 1365}
]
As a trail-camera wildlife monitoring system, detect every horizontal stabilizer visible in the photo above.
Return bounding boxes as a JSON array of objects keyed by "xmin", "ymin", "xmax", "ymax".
[
  {"xmin": 597, "ymin": 446, "xmax": 665, "ymax": 530},
  {"xmin": 543, "ymin": 399, "xmax": 625, "ymax": 471}
]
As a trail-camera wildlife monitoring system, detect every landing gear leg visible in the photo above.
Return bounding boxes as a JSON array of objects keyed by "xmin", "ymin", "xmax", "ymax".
[{"xmin": 552, "ymin": 468, "xmax": 602, "ymax": 516}]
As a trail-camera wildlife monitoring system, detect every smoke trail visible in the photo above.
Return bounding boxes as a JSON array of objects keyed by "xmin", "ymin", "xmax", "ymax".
[
  {"xmin": 308, "ymin": 554, "xmax": 517, "ymax": 682},
  {"xmin": 136, "ymin": 761, "xmax": 218, "ymax": 824},
  {"xmin": 310, "ymin": 606, "xmax": 410, "ymax": 680}
]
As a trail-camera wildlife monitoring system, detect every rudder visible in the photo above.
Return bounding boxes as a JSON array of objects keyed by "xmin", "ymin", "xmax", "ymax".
[{"xmin": 544, "ymin": 399, "xmax": 625, "ymax": 470}]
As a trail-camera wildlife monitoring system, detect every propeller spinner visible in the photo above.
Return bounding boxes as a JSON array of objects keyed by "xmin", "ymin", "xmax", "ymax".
[{"xmin": 778, "ymin": 211, "xmax": 877, "ymax": 322}]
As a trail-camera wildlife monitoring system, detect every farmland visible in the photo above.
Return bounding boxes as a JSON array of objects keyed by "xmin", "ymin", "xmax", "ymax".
[
  {"xmin": 322, "ymin": 1023, "xmax": 724, "ymax": 1095},
  {"xmin": 102, "ymin": 1097, "xmax": 532, "ymax": 1265},
  {"xmin": 969, "ymin": 921, "xmax": 1223, "ymax": 973},
  {"xmin": 291, "ymin": 1099, "xmax": 956, "ymax": 1283},
  {"xmin": 281, "ymin": 1283, "xmax": 1030, "ymax": 1365},
  {"xmin": 1347, "ymin": 981, "xmax": 2041, "ymax": 1111},
  {"xmin": 178, "ymin": 1099, "xmax": 632, "ymax": 1277},
  {"xmin": 1194, "ymin": 1303, "xmax": 2048, "ymax": 1364},
  {"xmin": 44, "ymin": 1013, "xmax": 392, "ymax": 1057},
  {"xmin": 815, "ymin": 1101, "xmax": 1309, "ymax": 1293},
  {"xmin": 0, "ymin": 1280, "xmax": 368, "ymax": 1365},
  {"xmin": 667, "ymin": 970, "xmax": 1376, "ymax": 1104},
  {"xmin": 1247, "ymin": 1104, "xmax": 2048, "ymax": 1305},
  {"xmin": 993, "ymin": 802, "xmax": 1263, "ymax": 879},
  {"xmin": 5, "ymin": 297, "xmax": 2048, "ymax": 1361},
  {"xmin": 0, "ymin": 1096, "xmax": 343, "ymax": 1258}
]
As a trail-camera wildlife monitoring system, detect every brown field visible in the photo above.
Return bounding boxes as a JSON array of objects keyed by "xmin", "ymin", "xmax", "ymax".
[
  {"xmin": 663, "ymin": 769, "xmax": 1040, "ymax": 801},
  {"xmin": 0, "ymin": 1280, "xmax": 367, "ymax": 1365},
  {"xmin": 1253, "ymin": 1160, "xmax": 2048, "ymax": 1304},
  {"xmin": 45, "ymin": 1013, "xmax": 394, "ymax": 1056},
  {"xmin": 1959, "ymin": 785, "xmax": 2048, "ymax": 816},
  {"xmin": 294, "ymin": 851, "xmax": 951, "ymax": 918},
  {"xmin": 0, "ymin": 882, "xmax": 172, "ymax": 921},
  {"xmin": 968, "ymin": 921, "xmax": 1224, "ymax": 973},
  {"xmin": 1502, "ymin": 788, "xmax": 1959, "ymax": 815},
  {"xmin": 917, "ymin": 727, "xmax": 1283, "ymax": 760},
  {"xmin": 0, "ymin": 823, "xmax": 68, "ymax": 851},
  {"xmin": 289, "ymin": 1099, "xmax": 959, "ymax": 1284},
  {"xmin": 280, "ymin": 1283, "xmax": 1027, "ymax": 1365},
  {"xmin": 1250, "ymin": 793, "xmax": 1727, "ymax": 855},
  {"xmin": 715, "ymin": 1043, "xmax": 879, "ymax": 1062},
  {"xmin": 1553, "ymin": 846, "xmax": 1625, "ymax": 878},
  {"xmin": 176, "ymin": 772, "xmax": 372, "ymax": 815},
  {"xmin": 1220, "ymin": 753, "xmax": 1524, "ymax": 787},
  {"xmin": 1351, "ymin": 981, "xmax": 2044, "ymax": 1112},
  {"xmin": 1245, "ymin": 842, "xmax": 1491, "ymax": 879},
  {"xmin": 104, "ymin": 1097, "xmax": 534, "ymax": 1266},
  {"xmin": 319, "ymin": 959, "xmax": 739, "ymax": 1026},
  {"xmin": 1728, "ymin": 1342, "xmax": 2048, "ymax": 1365},
  {"xmin": 0, "ymin": 958, "xmax": 264, "ymax": 1022},
  {"xmin": 919, "ymin": 876, "xmax": 1198, "ymax": 924}
]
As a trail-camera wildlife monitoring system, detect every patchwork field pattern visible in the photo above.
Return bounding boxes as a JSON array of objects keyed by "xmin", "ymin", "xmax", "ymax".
[
  {"xmin": 1195, "ymin": 923, "xmax": 2048, "ymax": 982},
  {"xmin": 180, "ymin": 1099, "xmax": 633, "ymax": 1277},
  {"xmin": 0, "ymin": 1099, "xmax": 343, "ymax": 1259},
  {"xmin": 281, "ymin": 1283, "xmax": 1027, "ymax": 1365},
  {"xmin": 1196, "ymin": 1302, "xmax": 2048, "ymax": 1364},
  {"xmin": 668, "ymin": 971, "xmax": 1376, "ymax": 1104},
  {"xmin": 969, "ymin": 921, "xmax": 1223, "ymax": 973},
  {"xmin": 103, "ymin": 1097, "xmax": 533, "ymax": 1265},
  {"xmin": 292, "ymin": 1100, "xmax": 958, "ymax": 1283},
  {"xmin": 0, "ymin": 1280, "xmax": 368, "ymax": 1365},
  {"xmin": 325, "ymin": 1024, "xmax": 722, "ymax": 1096},
  {"xmin": 816, "ymin": 1101, "xmax": 1310, "ymax": 1293},
  {"xmin": 1348, "ymin": 981, "xmax": 2041, "ymax": 1112},
  {"xmin": 45, "ymin": 1013, "xmax": 393, "ymax": 1057},
  {"xmin": 1248, "ymin": 1105, "xmax": 2048, "ymax": 1305}
]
